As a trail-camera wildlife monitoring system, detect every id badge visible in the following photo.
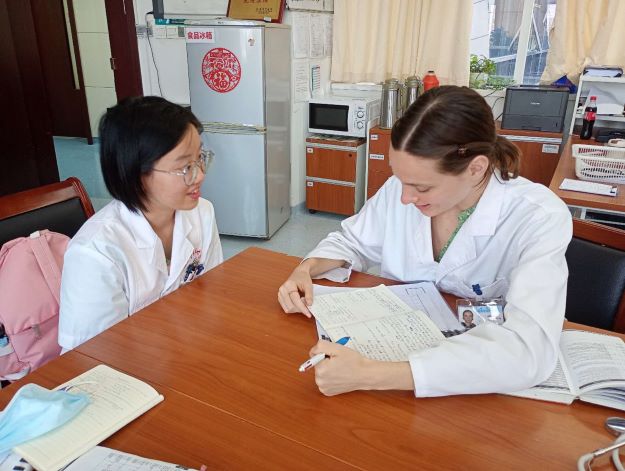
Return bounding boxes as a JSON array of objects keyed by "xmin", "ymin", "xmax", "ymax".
[{"xmin": 456, "ymin": 297, "xmax": 505, "ymax": 330}]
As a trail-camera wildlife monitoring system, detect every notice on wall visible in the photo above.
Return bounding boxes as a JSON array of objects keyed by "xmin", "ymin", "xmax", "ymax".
[
  {"xmin": 291, "ymin": 11, "xmax": 333, "ymax": 59},
  {"xmin": 309, "ymin": 14, "xmax": 325, "ymax": 58},
  {"xmin": 294, "ymin": 59, "xmax": 311, "ymax": 102},
  {"xmin": 292, "ymin": 13, "xmax": 310, "ymax": 58},
  {"xmin": 323, "ymin": 14, "xmax": 333, "ymax": 56}
]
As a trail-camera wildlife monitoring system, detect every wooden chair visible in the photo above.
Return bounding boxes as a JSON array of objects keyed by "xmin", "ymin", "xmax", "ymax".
[
  {"xmin": 565, "ymin": 218, "xmax": 625, "ymax": 333},
  {"xmin": 0, "ymin": 177, "xmax": 95, "ymax": 248}
]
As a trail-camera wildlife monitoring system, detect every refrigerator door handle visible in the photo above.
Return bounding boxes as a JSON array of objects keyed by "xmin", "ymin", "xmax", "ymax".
[{"xmin": 202, "ymin": 122, "xmax": 267, "ymax": 135}]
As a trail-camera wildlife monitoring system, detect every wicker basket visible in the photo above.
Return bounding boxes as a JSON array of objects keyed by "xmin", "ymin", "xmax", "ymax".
[{"xmin": 572, "ymin": 144, "xmax": 625, "ymax": 184}]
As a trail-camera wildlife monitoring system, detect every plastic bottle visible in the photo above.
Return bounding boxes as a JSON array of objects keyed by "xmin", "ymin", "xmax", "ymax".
[
  {"xmin": 423, "ymin": 71, "xmax": 440, "ymax": 92},
  {"xmin": 580, "ymin": 96, "xmax": 597, "ymax": 140}
]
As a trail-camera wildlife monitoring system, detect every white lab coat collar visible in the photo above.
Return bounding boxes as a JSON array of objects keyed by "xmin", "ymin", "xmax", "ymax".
[
  {"xmin": 119, "ymin": 203, "xmax": 194, "ymax": 282},
  {"xmin": 118, "ymin": 204, "xmax": 159, "ymax": 250},
  {"xmin": 436, "ymin": 171, "xmax": 506, "ymax": 279}
]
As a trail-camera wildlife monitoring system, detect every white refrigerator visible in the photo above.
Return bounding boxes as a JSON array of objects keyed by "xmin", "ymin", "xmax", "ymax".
[{"xmin": 185, "ymin": 19, "xmax": 291, "ymax": 238}]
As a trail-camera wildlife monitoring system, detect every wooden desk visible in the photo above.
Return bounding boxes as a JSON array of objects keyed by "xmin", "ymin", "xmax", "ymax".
[
  {"xmin": 0, "ymin": 351, "xmax": 353, "ymax": 470},
  {"xmin": 550, "ymin": 136, "xmax": 625, "ymax": 213},
  {"xmin": 1, "ymin": 248, "xmax": 621, "ymax": 470}
]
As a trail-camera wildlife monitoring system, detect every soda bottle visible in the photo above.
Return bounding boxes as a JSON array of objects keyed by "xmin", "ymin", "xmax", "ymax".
[
  {"xmin": 580, "ymin": 96, "xmax": 597, "ymax": 140},
  {"xmin": 423, "ymin": 70, "xmax": 440, "ymax": 92}
]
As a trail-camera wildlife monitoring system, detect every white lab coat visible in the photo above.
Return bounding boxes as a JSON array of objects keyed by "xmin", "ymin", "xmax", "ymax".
[
  {"xmin": 58, "ymin": 198, "xmax": 223, "ymax": 350},
  {"xmin": 306, "ymin": 173, "xmax": 572, "ymax": 397}
]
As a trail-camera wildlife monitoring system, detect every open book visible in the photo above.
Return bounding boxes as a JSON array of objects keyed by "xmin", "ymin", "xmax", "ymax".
[
  {"xmin": 509, "ymin": 330, "xmax": 625, "ymax": 411},
  {"xmin": 309, "ymin": 285, "xmax": 445, "ymax": 361},
  {"xmin": 14, "ymin": 364, "xmax": 164, "ymax": 471}
]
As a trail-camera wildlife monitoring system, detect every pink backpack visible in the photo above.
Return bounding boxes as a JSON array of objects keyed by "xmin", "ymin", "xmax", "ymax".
[{"xmin": 0, "ymin": 230, "xmax": 68, "ymax": 381}]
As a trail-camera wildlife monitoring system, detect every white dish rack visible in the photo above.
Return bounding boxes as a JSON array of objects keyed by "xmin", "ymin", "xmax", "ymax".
[{"xmin": 572, "ymin": 144, "xmax": 625, "ymax": 184}]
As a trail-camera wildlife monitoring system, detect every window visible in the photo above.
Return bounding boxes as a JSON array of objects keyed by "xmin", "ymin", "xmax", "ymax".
[{"xmin": 471, "ymin": 0, "xmax": 557, "ymax": 85}]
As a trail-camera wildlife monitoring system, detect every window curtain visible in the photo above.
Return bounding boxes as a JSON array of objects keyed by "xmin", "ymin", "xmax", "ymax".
[
  {"xmin": 542, "ymin": 0, "xmax": 625, "ymax": 83},
  {"xmin": 330, "ymin": 0, "xmax": 472, "ymax": 85}
]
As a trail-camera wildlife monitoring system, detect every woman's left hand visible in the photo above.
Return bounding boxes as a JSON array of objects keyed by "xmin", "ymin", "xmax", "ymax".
[{"xmin": 310, "ymin": 340, "xmax": 372, "ymax": 396}]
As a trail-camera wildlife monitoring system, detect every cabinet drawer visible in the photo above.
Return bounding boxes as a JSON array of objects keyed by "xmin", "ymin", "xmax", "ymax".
[
  {"xmin": 306, "ymin": 146, "xmax": 356, "ymax": 182},
  {"xmin": 306, "ymin": 180, "xmax": 356, "ymax": 216}
]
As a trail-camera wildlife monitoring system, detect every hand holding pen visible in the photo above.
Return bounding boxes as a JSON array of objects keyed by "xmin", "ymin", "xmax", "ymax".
[{"xmin": 298, "ymin": 337, "xmax": 350, "ymax": 372}]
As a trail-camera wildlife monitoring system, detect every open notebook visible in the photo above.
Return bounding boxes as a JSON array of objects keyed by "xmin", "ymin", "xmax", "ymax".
[
  {"xmin": 14, "ymin": 365, "xmax": 164, "ymax": 471},
  {"xmin": 310, "ymin": 284, "xmax": 445, "ymax": 361}
]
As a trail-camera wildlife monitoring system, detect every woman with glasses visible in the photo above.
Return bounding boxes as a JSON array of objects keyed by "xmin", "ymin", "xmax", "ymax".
[{"xmin": 58, "ymin": 96, "xmax": 223, "ymax": 351}]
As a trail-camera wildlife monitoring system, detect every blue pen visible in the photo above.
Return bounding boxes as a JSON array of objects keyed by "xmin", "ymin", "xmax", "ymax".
[
  {"xmin": 472, "ymin": 284, "xmax": 483, "ymax": 296},
  {"xmin": 298, "ymin": 336, "xmax": 350, "ymax": 372}
]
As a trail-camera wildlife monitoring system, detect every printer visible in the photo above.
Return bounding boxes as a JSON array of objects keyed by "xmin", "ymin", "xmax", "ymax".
[{"xmin": 501, "ymin": 85, "xmax": 569, "ymax": 133}]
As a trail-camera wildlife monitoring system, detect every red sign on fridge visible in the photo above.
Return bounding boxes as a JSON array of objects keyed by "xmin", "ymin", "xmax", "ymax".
[{"xmin": 201, "ymin": 48, "xmax": 242, "ymax": 94}]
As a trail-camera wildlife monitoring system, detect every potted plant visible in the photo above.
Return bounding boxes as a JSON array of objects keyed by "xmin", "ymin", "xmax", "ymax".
[{"xmin": 470, "ymin": 54, "xmax": 496, "ymax": 88}]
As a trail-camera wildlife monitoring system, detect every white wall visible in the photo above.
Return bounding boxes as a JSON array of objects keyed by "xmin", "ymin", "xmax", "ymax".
[{"xmin": 73, "ymin": 0, "xmax": 118, "ymax": 137}]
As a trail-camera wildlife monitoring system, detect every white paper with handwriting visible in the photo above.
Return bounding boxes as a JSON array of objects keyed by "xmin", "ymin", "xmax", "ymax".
[{"xmin": 310, "ymin": 285, "xmax": 445, "ymax": 361}]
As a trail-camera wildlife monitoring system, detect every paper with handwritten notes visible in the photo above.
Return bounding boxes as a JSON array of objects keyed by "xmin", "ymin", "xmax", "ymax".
[{"xmin": 310, "ymin": 285, "xmax": 445, "ymax": 361}]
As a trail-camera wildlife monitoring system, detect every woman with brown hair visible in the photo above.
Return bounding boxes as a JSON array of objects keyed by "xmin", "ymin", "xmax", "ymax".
[{"xmin": 278, "ymin": 86, "xmax": 572, "ymax": 397}]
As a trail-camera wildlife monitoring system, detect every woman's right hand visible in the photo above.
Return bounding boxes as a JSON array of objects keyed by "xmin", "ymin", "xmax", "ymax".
[{"xmin": 278, "ymin": 266, "xmax": 314, "ymax": 317}]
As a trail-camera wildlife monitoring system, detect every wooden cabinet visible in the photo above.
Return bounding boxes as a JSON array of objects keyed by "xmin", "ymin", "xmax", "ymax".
[
  {"xmin": 305, "ymin": 136, "xmax": 366, "ymax": 216},
  {"xmin": 367, "ymin": 127, "xmax": 393, "ymax": 199},
  {"xmin": 497, "ymin": 123, "xmax": 563, "ymax": 186}
]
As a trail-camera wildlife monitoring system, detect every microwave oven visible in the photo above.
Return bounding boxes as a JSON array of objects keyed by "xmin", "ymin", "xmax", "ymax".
[{"xmin": 308, "ymin": 95, "xmax": 381, "ymax": 138}]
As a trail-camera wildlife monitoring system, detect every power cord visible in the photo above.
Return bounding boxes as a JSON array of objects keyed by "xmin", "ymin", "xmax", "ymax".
[{"xmin": 145, "ymin": 11, "xmax": 163, "ymax": 96}]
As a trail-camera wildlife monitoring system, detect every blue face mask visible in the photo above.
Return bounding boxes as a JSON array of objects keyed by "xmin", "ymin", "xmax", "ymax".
[{"xmin": 0, "ymin": 383, "xmax": 90, "ymax": 455}]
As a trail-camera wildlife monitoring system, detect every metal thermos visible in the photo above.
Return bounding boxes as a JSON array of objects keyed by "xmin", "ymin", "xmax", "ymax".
[
  {"xmin": 380, "ymin": 79, "xmax": 400, "ymax": 129},
  {"xmin": 388, "ymin": 78, "xmax": 405, "ymax": 118},
  {"xmin": 404, "ymin": 76, "xmax": 421, "ymax": 110}
]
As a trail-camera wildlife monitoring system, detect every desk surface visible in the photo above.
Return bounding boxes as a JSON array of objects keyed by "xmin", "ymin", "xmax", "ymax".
[
  {"xmin": 1, "ymin": 247, "xmax": 621, "ymax": 470},
  {"xmin": 549, "ymin": 136, "xmax": 625, "ymax": 212},
  {"xmin": 0, "ymin": 352, "xmax": 348, "ymax": 470}
]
